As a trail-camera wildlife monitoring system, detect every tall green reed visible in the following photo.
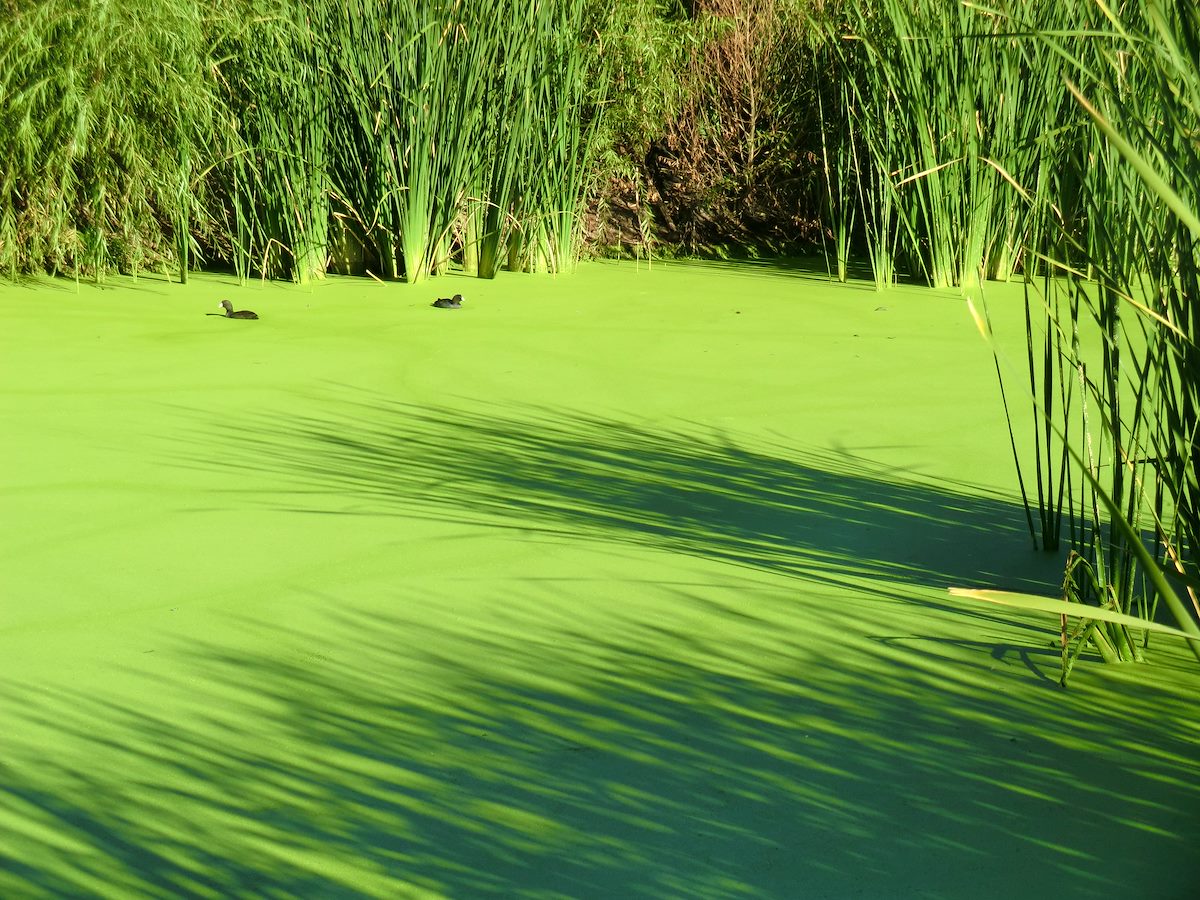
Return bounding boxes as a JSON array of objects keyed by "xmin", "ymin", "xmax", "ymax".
[
  {"xmin": 815, "ymin": 85, "xmax": 855, "ymax": 283},
  {"xmin": 327, "ymin": 0, "xmax": 441, "ymax": 281},
  {"xmin": 322, "ymin": 0, "xmax": 603, "ymax": 283},
  {"xmin": 1055, "ymin": 0, "xmax": 1200, "ymax": 658},
  {"xmin": 468, "ymin": 2, "xmax": 538, "ymax": 279}
]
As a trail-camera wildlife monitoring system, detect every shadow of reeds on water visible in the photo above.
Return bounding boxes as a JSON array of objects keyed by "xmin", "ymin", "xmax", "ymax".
[
  {"xmin": 181, "ymin": 385, "xmax": 1063, "ymax": 601},
  {"xmin": 5, "ymin": 388, "xmax": 1197, "ymax": 897},
  {"xmin": 3, "ymin": 590, "xmax": 1198, "ymax": 898}
]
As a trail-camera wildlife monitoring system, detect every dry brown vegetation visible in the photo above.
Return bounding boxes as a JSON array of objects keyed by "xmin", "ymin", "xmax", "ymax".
[{"xmin": 588, "ymin": 0, "xmax": 826, "ymax": 257}]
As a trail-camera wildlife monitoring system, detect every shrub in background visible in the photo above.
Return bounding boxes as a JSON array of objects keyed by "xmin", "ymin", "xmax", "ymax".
[{"xmin": 0, "ymin": 0, "xmax": 229, "ymax": 280}]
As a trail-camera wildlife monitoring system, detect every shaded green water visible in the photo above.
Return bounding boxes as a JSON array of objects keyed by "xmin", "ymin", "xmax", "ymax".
[{"xmin": 2, "ymin": 262, "xmax": 1196, "ymax": 898}]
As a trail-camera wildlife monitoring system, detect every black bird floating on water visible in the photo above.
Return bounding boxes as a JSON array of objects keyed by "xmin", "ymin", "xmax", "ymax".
[
  {"xmin": 220, "ymin": 299, "xmax": 259, "ymax": 319},
  {"xmin": 432, "ymin": 294, "xmax": 463, "ymax": 309}
]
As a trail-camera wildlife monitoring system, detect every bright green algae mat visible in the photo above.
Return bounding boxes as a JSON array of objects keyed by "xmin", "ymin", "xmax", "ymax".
[{"xmin": 2, "ymin": 261, "xmax": 1197, "ymax": 898}]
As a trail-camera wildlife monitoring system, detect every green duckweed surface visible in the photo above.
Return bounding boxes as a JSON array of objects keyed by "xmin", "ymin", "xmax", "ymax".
[{"xmin": 2, "ymin": 261, "xmax": 1197, "ymax": 898}]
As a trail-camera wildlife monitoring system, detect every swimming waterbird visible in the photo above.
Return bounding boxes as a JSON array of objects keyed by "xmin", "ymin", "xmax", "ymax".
[{"xmin": 220, "ymin": 300, "xmax": 259, "ymax": 319}]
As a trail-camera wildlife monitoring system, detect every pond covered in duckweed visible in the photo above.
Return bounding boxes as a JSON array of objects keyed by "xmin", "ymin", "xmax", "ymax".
[{"xmin": 2, "ymin": 261, "xmax": 1196, "ymax": 898}]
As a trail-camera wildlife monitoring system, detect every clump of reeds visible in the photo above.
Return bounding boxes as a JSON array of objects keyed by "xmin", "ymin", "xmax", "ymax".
[
  {"xmin": 0, "ymin": 0, "xmax": 607, "ymax": 284},
  {"xmin": 0, "ymin": 0, "xmax": 228, "ymax": 281},
  {"xmin": 903, "ymin": 0, "xmax": 1200, "ymax": 676},
  {"xmin": 212, "ymin": 1, "xmax": 331, "ymax": 283},
  {"xmin": 805, "ymin": 0, "xmax": 1200, "ymax": 672},
  {"xmin": 809, "ymin": 0, "xmax": 1088, "ymax": 290},
  {"xmin": 262, "ymin": 0, "xmax": 603, "ymax": 283},
  {"xmin": 1029, "ymin": 0, "xmax": 1200, "ymax": 668}
]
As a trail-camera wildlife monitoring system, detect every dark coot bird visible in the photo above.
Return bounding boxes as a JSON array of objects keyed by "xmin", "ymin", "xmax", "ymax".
[
  {"xmin": 220, "ymin": 299, "xmax": 259, "ymax": 319},
  {"xmin": 431, "ymin": 294, "xmax": 463, "ymax": 309}
]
